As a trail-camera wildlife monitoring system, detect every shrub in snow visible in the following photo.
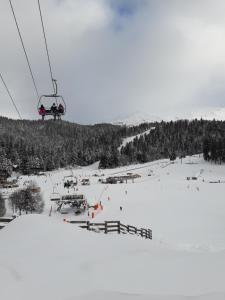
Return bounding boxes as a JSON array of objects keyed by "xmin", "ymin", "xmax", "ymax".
[
  {"xmin": 0, "ymin": 193, "xmax": 6, "ymax": 217},
  {"xmin": 10, "ymin": 182, "xmax": 44, "ymax": 215},
  {"xmin": 169, "ymin": 152, "xmax": 176, "ymax": 161}
]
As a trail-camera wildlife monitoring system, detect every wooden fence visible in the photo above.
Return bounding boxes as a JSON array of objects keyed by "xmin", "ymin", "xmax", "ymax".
[
  {"xmin": 66, "ymin": 220, "xmax": 152, "ymax": 240},
  {"xmin": 0, "ymin": 217, "xmax": 15, "ymax": 229}
]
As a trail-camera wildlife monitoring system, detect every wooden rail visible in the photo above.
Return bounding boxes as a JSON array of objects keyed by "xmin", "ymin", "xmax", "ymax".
[
  {"xmin": 67, "ymin": 220, "xmax": 152, "ymax": 240},
  {"xmin": 0, "ymin": 217, "xmax": 16, "ymax": 230}
]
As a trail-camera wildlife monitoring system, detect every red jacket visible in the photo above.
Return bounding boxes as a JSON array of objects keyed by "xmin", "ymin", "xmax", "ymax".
[{"xmin": 39, "ymin": 106, "xmax": 46, "ymax": 115}]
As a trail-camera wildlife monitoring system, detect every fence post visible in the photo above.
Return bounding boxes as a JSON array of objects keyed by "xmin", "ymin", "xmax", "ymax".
[
  {"xmin": 146, "ymin": 229, "xmax": 148, "ymax": 238},
  {"xmin": 49, "ymin": 205, "xmax": 52, "ymax": 217},
  {"xmin": 142, "ymin": 229, "xmax": 145, "ymax": 238},
  {"xmin": 87, "ymin": 221, "xmax": 90, "ymax": 230},
  {"xmin": 66, "ymin": 219, "xmax": 152, "ymax": 240},
  {"xmin": 118, "ymin": 221, "xmax": 121, "ymax": 234},
  {"xmin": 105, "ymin": 221, "xmax": 108, "ymax": 234}
]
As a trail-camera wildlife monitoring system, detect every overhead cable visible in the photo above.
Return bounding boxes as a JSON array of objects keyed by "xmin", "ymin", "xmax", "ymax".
[
  {"xmin": 0, "ymin": 73, "xmax": 22, "ymax": 119},
  {"xmin": 8, "ymin": 0, "xmax": 40, "ymax": 99},
  {"xmin": 37, "ymin": 0, "xmax": 56, "ymax": 94}
]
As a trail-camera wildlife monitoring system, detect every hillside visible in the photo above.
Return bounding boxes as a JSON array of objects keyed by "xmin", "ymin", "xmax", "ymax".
[
  {"xmin": 1, "ymin": 117, "xmax": 225, "ymax": 173},
  {"xmin": 1, "ymin": 155, "xmax": 225, "ymax": 299},
  {"xmin": 8, "ymin": 154, "xmax": 225, "ymax": 248},
  {"xmin": 0, "ymin": 116, "xmax": 151, "ymax": 174}
]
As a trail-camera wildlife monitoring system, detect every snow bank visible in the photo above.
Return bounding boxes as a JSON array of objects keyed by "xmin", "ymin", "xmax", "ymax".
[{"xmin": 0, "ymin": 215, "xmax": 225, "ymax": 300}]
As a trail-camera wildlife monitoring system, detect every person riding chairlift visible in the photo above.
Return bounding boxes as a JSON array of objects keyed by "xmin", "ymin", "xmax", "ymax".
[
  {"xmin": 38, "ymin": 104, "xmax": 46, "ymax": 120},
  {"xmin": 51, "ymin": 103, "xmax": 57, "ymax": 113},
  {"xmin": 51, "ymin": 103, "xmax": 57, "ymax": 120},
  {"xmin": 57, "ymin": 103, "xmax": 64, "ymax": 120},
  {"xmin": 58, "ymin": 103, "xmax": 64, "ymax": 114}
]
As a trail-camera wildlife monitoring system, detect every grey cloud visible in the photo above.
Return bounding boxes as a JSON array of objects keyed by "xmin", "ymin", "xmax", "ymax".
[{"xmin": 1, "ymin": 0, "xmax": 225, "ymax": 123}]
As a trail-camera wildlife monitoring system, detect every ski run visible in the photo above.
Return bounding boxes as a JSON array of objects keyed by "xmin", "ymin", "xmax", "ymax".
[{"xmin": 1, "ymin": 155, "xmax": 225, "ymax": 300}]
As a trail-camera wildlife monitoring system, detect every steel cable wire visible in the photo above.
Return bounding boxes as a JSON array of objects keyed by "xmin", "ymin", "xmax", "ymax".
[
  {"xmin": 37, "ymin": 0, "xmax": 55, "ymax": 94},
  {"xmin": 8, "ymin": 0, "xmax": 40, "ymax": 99},
  {"xmin": 0, "ymin": 72, "xmax": 22, "ymax": 119}
]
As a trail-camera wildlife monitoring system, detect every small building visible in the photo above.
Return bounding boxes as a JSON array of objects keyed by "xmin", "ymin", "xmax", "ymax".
[{"xmin": 104, "ymin": 173, "xmax": 141, "ymax": 184}]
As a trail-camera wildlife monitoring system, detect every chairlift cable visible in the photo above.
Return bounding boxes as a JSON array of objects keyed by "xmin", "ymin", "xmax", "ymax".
[
  {"xmin": 8, "ymin": 0, "xmax": 40, "ymax": 99},
  {"xmin": 0, "ymin": 73, "xmax": 22, "ymax": 120},
  {"xmin": 36, "ymin": 0, "xmax": 66, "ymax": 120},
  {"xmin": 37, "ymin": 0, "xmax": 55, "ymax": 94}
]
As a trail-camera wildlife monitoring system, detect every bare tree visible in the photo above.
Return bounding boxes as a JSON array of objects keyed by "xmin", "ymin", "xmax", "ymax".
[{"xmin": 9, "ymin": 182, "xmax": 44, "ymax": 215}]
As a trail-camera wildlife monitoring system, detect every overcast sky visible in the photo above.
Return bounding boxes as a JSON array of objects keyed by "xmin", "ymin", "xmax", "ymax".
[{"xmin": 1, "ymin": 0, "xmax": 225, "ymax": 124}]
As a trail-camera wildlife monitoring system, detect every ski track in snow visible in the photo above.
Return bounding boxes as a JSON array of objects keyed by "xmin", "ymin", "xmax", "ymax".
[{"xmin": 118, "ymin": 128, "xmax": 154, "ymax": 151}]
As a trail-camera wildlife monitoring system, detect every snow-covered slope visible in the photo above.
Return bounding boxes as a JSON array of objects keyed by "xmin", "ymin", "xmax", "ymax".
[
  {"xmin": 1, "ymin": 214, "xmax": 225, "ymax": 300},
  {"xmin": 111, "ymin": 107, "xmax": 225, "ymax": 126},
  {"xmin": 112, "ymin": 111, "xmax": 162, "ymax": 126},
  {"xmin": 1, "ymin": 155, "xmax": 225, "ymax": 299},
  {"xmin": 118, "ymin": 128, "xmax": 154, "ymax": 151},
  {"xmin": 5, "ymin": 155, "xmax": 225, "ymax": 248},
  {"xmin": 190, "ymin": 107, "xmax": 225, "ymax": 121}
]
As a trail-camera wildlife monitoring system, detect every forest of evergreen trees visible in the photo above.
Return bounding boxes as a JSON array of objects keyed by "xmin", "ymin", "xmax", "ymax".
[
  {"xmin": 203, "ymin": 137, "xmax": 225, "ymax": 163},
  {"xmin": 0, "ymin": 116, "xmax": 151, "ymax": 175},
  {"xmin": 1, "ymin": 117, "xmax": 225, "ymax": 176},
  {"xmin": 98, "ymin": 118, "xmax": 225, "ymax": 168},
  {"xmin": 116, "ymin": 119, "xmax": 225, "ymax": 167}
]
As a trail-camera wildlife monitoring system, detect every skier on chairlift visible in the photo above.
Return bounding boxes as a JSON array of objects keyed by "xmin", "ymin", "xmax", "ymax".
[
  {"xmin": 51, "ymin": 103, "xmax": 57, "ymax": 113},
  {"xmin": 38, "ymin": 104, "xmax": 46, "ymax": 120},
  {"xmin": 51, "ymin": 103, "xmax": 57, "ymax": 120},
  {"xmin": 57, "ymin": 103, "xmax": 64, "ymax": 120},
  {"xmin": 58, "ymin": 103, "xmax": 64, "ymax": 114}
]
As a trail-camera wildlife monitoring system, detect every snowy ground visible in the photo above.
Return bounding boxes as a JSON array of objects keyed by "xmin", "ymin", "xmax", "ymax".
[{"xmin": 1, "ymin": 155, "xmax": 225, "ymax": 299}]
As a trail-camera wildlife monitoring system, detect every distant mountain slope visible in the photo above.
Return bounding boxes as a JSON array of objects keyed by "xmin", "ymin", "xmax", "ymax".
[
  {"xmin": 112, "ymin": 108, "xmax": 225, "ymax": 126},
  {"xmin": 190, "ymin": 107, "xmax": 225, "ymax": 121},
  {"xmin": 112, "ymin": 111, "xmax": 162, "ymax": 126}
]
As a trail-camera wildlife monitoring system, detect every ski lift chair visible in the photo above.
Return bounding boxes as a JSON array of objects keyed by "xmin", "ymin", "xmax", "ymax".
[
  {"xmin": 37, "ymin": 79, "xmax": 66, "ymax": 121},
  {"xmin": 38, "ymin": 95, "xmax": 66, "ymax": 120}
]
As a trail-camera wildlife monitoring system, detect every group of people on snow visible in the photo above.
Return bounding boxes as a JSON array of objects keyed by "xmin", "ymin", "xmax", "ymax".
[{"xmin": 38, "ymin": 103, "xmax": 64, "ymax": 120}]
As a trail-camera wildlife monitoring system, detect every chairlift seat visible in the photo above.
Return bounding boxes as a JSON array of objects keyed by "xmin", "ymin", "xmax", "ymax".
[
  {"xmin": 37, "ymin": 91, "xmax": 66, "ymax": 119},
  {"xmin": 39, "ymin": 108, "xmax": 65, "ymax": 116}
]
